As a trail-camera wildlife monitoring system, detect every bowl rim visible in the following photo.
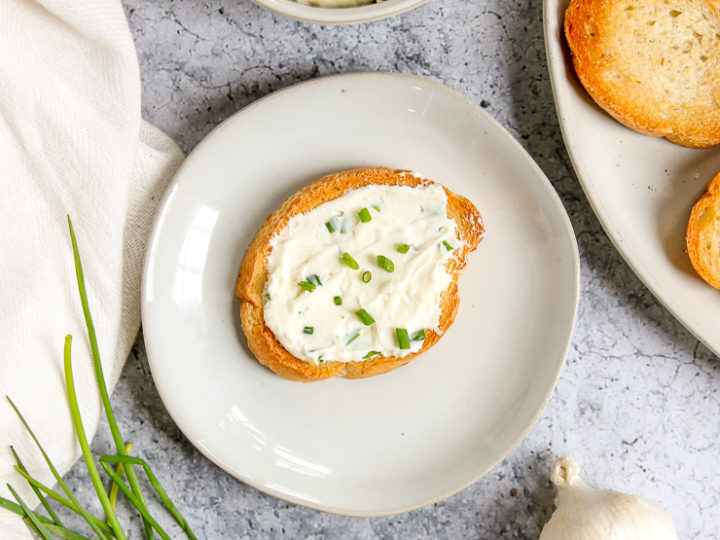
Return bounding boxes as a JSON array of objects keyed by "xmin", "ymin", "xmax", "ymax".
[{"xmin": 248, "ymin": 0, "xmax": 430, "ymax": 24}]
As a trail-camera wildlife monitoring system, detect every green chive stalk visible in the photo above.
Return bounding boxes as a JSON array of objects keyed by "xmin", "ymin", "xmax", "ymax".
[
  {"xmin": 357, "ymin": 208, "xmax": 372, "ymax": 223},
  {"xmin": 67, "ymin": 216, "xmax": 154, "ymax": 539},
  {"xmin": 97, "ymin": 464, "xmax": 173, "ymax": 540},
  {"xmin": 6, "ymin": 484, "xmax": 53, "ymax": 540},
  {"xmin": 10, "ymin": 468, "xmax": 113, "ymax": 534},
  {"xmin": 396, "ymin": 328, "xmax": 411, "ymax": 349},
  {"xmin": 376, "ymin": 255, "xmax": 394, "ymax": 273},
  {"xmin": 5, "ymin": 397, "xmax": 110, "ymax": 539},
  {"xmin": 0, "ymin": 498, "xmax": 90, "ymax": 540},
  {"xmin": 100, "ymin": 456, "xmax": 197, "ymax": 540},
  {"xmin": 412, "ymin": 329, "xmax": 426, "ymax": 341},
  {"xmin": 10, "ymin": 446, "xmax": 63, "ymax": 527},
  {"xmin": 355, "ymin": 309, "xmax": 375, "ymax": 326},
  {"xmin": 27, "ymin": 521, "xmax": 89, "ymax": 540},
  {"xmin": 346, "ymin": 330, "xmax": 361, "ymax": 345},
  {"xmin": 340, "ymin": 252, "xmax": 359, "ymax": 270},
  {"xmin": 64, "ymin": 335, "xmax": 127, "ymax": 540},
  {"xmin": 298, "ymin": 280, "xmax": 316, "ymax": 292},
  {"xmin": 108, "ymin": 442, "xmax": 133, "ymax": 511}
]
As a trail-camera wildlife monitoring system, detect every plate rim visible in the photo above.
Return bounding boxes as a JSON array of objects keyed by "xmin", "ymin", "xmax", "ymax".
[
  {"xmin": 141, "ymin": 72, "xmax": 581, "ymax": 516},
  {"xmin": 542, "ymin": 0, "xmax": 720, "ymax": 357}
]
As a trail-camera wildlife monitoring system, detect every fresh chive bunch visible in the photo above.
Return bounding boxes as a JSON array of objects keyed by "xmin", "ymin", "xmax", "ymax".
[{"xmin": 0, "ymin": 217, "xmax": 197, "ymax": 540}]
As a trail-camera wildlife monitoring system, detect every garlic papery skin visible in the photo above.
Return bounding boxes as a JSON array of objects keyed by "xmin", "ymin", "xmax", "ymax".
[{"xmin": 539, "ymin": 456, "xmax": 678, "ymax": 540}]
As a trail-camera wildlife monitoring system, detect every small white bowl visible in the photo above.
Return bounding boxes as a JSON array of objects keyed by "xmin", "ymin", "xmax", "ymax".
[{"xmin": 249, "ymin": 0, "xmax": 429, "ymax": 24}]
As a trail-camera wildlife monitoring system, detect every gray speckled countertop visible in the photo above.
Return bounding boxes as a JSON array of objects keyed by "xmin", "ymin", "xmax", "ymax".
[{"xmin": 61, "ymin": 0, "xmax": 720, "ymax": 538}]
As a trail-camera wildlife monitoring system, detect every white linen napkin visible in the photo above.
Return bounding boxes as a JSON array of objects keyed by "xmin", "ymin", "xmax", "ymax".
[{"xmin": 0, "ymin": 1, "xmax": 183, "ymax": 537}]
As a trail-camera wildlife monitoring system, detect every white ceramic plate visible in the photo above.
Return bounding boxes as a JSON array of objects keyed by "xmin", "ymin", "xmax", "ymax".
[
  {"xmin": 249, "ymin": 0, "xmax": 428, "ymax": 25},
  {"xmin": 544, "ymin": 1, "xmax": 720, "ymax": 357},
  {"xmin": 142, "ymin": 73, "xmax": 579, "ymax": 516}
]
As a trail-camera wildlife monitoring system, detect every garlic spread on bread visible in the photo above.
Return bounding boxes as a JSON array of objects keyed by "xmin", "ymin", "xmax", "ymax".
[{"xmin": 263, "ymin": 183, "xmax": 461, "ymax": 364}]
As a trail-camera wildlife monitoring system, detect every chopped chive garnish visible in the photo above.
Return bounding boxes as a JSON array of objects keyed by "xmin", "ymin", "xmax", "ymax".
[
  {"xmin": 325, "ymin": 221, "xmax": 335, "ymax": 233},
  {"xmin": 346, "ymin": 330, "xmax": 360, "ymax": 345},
  {"xmin": 442, "ymin": 240, "xmax": 454, "ymax": 251},
  {"xmin": 358, "ymin": 207, "xmax": 372, "ymax": 223},
  {"xmin": 372, "ymin": 205, "xmax": 381, "ymax": 212},
  {"xmin": 303, "ymin": 326, "xmax": 314, "ymax": 335},
  {"xmin": 333, "ymin": 295, "xmax": 342, "ymax": 306},
  {"xmin": 363, "ymin": 351, "xmax": 381, "ymax": 359},
  {"xmin": 397, "ymin": 243, "xmax": 410, "ymax": 254},
  {"xmin": 377, "ymin": 255, "xmax": 394, "ymax": 272},
  {"xmin": 412, "ymin": 329, "xmax": 426, "ymax": 341},
  {"xmin": 318, "ymin": 356, "xmax": 324, "ymax": 364},
  {"xmin": 340, "ymin": 252, "xmax": 359, "ymax": 270},
  {"xmin": 355, "ymin": 309, "xmax": 375, "ymax": 326},
  {"xmin": 396, "ymin": 328, "xmax": 410, "ymax": 349},
  {"xmin": 307, "ymin": 274, "xmax": 322, "ymax": 287},
  {"xmin": 361, "ymin": 271, "xmax": 372, "ymax": 283},
  {"xmin": 264, "ymin": 292, "xmax": 271, "ymax": 300},
  {"xmin": 298, "ymin": 281, "xmax": 316, "ymax": 292}
]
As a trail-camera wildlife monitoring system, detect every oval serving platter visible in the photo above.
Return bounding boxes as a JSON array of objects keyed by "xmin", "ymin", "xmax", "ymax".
[{"xmin": 544, "ymin": 0, "xmax": 720, "ymax": 356}]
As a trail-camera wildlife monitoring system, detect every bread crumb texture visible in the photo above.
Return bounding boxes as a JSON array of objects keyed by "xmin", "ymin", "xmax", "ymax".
[
  {"xmin": 687, "ymin": 169, "xmax": 720, "ymax": 290},
  {"xmin": 564, "ymin": 0, "xmax": 720, "ymax": 148},
  {"xmin": 236, "ymin": 167, "xmax": 484, "ymax": 382}
]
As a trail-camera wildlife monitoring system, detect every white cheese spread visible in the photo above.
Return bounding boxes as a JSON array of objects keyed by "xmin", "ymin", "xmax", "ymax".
[{"xmin": 263, "ymin": 183, "xmax": 461, "ymax": 364}]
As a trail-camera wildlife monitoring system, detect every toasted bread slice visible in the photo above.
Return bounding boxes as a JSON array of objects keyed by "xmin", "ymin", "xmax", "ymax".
[
  {"xmin": 564, "ymin": 0, "xmax": 720, "ymax": 148},
  {"xmin": 236, "ymin": 167, "xmax": 484, "ymax": 382},
  {"xmin": 687, "ymin": 169, "xmax": 720, "ymax": 290}
]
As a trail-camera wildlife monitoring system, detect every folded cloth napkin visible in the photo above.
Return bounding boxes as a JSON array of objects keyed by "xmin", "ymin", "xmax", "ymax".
[{"xmin": 0, "ymin": 1, "xmax": 183, "ymax": 537}]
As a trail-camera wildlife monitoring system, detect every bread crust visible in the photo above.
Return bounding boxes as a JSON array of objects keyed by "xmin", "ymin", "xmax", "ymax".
[
  {"xmin": 236, "ymin": 167, "xmax": 484, "ymax": 382},
  {"xmin": 687, "ymin": 169, "xmax": 720, "ymax": 290},
  {"xmin": 564, "ymin": 0, "xmax": 720, "ymax": 148}
]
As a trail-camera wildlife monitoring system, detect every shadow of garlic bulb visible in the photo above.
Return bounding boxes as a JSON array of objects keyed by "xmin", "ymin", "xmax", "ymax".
[{"xmin": 539, "ymin": 456, "xmax": 678, "ymax": 540}]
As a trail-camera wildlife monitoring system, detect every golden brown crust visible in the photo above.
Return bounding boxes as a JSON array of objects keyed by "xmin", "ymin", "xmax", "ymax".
[
  {"xmin": 236, "ymin": 167, "xmax": 484, "ymax": 382},
  {"xmin": 687, "ymin": 170, "xmax": 720, "ymax": 290},
  {"xmin": 564, "ymin": 0, "xmax": 720, "ymax": 149}
]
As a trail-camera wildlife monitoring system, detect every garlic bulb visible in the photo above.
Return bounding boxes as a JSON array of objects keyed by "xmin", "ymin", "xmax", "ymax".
[{"xmin": 539, "ymin": 456, "xmax": 678, "ymax": 540}]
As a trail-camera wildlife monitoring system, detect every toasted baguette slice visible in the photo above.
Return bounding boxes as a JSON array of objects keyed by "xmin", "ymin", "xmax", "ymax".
[
  {"xmin": 687, "ymin": 169, "xmax": 720, "ymax": 290},
  {"xmin": 564, "ymin": 0, "xmax": 720, "ymax": 148},
  {"xmin": 236, "ymin": 167, "xmax": 484, "ymax": 382}
]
